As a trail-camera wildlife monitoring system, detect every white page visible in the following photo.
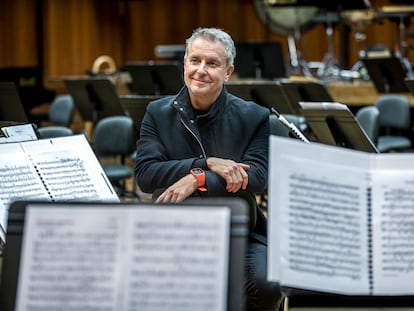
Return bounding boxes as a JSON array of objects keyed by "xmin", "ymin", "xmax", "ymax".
[
  {"xmin": 20, "ymin": 135, "xmax": 119, "ymax": 202},
  {"xmin": 15, "ymin": 205, "xmax": 126, "ymax": 311},
  {"xmin": 371, "ymin": 154, "xmax": 414, "ymax": 295},
  {"xmin": 0, "ymin": 143, "xmax": 51, "ymax": 234},
  {"xmin": 268, "ymin": 136, "xmax": 372, "ymax": 294},
  {"xmin": 15, "ymin": 204, "xmax": 231, "ymax": 311},
  {"xmin": 1, "ymin": 123, "xmax": 38, "ymax": 141},
  {"xmin": 122, "ymin": 205, "xmax": 230, "ymax": 311}
]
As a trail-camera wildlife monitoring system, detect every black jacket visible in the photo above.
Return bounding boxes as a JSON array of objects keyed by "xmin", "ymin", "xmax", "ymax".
[{"xmin": 134, "ymin": 86, "xmax": 270, "ymax": 235}]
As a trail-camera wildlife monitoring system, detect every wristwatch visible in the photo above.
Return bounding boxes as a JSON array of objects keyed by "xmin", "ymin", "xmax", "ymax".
[{"xmin": 190, "ymin": 168, "xmax": 207, "ymax": 191}]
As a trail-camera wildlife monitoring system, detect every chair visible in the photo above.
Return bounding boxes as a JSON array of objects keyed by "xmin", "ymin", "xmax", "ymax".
[
  {"xmin": 48, "ymin": 94, "xmax": 75, "ymax": 126},
  {"xmin": 374, "ymin": 94, "xmax": 412, "ymax": 152},
  {"xmin": 37, "ymin": 126, "xmax": 73, "ymax": 139},
  {"xmin": 93, "ymin": 115, "xmax": 139, "ymax": 199},
  {"xmin": 37, "ymin": 94, "xmax": 75, "ymax": 139},
  {"xmin": 355, "ymin": 106, "xmax": 379, "ymax": 145}
]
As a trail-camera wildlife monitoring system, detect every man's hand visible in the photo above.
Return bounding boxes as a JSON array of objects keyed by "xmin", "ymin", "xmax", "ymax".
[
  {"xmin": 155, "ymin": 174, "xmax": 198, "ymax": 203},
  {"xmin": 207, "ymin": 157, "xmax": 249, "ymax": 193}
]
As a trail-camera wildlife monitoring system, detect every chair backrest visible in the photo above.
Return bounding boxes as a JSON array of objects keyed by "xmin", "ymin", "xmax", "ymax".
[
  {"xmin": 355, "ymin": 106, "xmax": 379, "ymax": 143},
  {"xmin": 38, "ymin": 126, "xmax": 74, "ymax": 139},
  {"xmin": 94, "ymin": 115, "xmax": 135, "ymax": 156},
  {"xmin": 48, "ymin": 94, "xmax": 75, "ymax": 126},
  {"xmin": 375, "ymin": 94, "xmax": 411, "ymax": 129}
]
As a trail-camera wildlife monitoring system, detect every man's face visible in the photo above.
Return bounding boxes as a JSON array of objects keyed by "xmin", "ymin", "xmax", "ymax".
[{"xmin": 184, "ymin": 37, "xmax": 234, "ymax": 109}]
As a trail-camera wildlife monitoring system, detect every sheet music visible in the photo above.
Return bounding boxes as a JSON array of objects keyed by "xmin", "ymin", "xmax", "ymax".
[
  {"xmin": 0, "ymin": 135, "xmax": 119, "ymax": 238},
  {"xmin": 371, "ymin": 154, "xmax": 414, "ymax": 295},
  {"xmin": 268, "ymin": 135, "xmax": 414, "ymax": 295},
  {"xmin": 21, "ymin": 135, "xmax": 119, "ymax": 202},
  {"xmin": 0, "ymin": 143, "xmax": 50, "ymax": 234},
  {"xmin": 15, "ymin": 204, "xmax": 230, "ymax": 311},
  {"xmin": 123, "ymin": 206, "xmax": 230, "ymax": 310},
  {"xmin": 1, "ymin": 123, "xmax": 38, "ymax": 142}
]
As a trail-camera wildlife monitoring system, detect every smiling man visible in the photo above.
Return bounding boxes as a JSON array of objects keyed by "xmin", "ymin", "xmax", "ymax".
[{"xmin": 134, "ymin": 27, "xmax": 281, "ymax": 311}]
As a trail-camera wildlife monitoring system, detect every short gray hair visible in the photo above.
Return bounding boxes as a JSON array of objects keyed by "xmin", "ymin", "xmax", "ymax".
[{"xmin": 185, "ymin": 27, "xmax": 236, "ymax": 66}]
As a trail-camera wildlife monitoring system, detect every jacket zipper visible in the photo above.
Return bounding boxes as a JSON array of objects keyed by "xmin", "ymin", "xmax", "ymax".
[{"xmin": 180, "ymin": 118, "xmax": 207, "ymax": 158}]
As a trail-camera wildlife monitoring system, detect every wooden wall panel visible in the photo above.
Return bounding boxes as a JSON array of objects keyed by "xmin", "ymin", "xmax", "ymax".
[
  {"xmin": 0, "ymin": 0, "xmax": 38, "ymax": 66},
  {"xmin": 0, "ymin": 0, "xmax": 413, "ymax": 79}
]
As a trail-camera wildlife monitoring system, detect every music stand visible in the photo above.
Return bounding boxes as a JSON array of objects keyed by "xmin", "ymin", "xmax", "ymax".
[
  {"xmin": 234, "ymin": 42, "xmax": 286, "ymax": 79},
  {"xmin": 361, "ymin": 57, "xmax": 409, "ymax": 93},
  {"xmin": 299, "ymin": 103, "xmax": 379, "ymax": 153},
  {"xmin": 225, "ymin": 81, "xmax": 298, "ymax": 114},
  {"xmin": 118, "ymin": 94, "xmax": 161, "ymax": 139},
  {"xmin": 64, "ymin": 77, "xmax": 95, "ymax": 122},
  {"xmin": 0, "ymin": 82, "xmax": 29, "ymax": 123},
  {"xmin": 85, "ymin": 78, "xmax": 128, "ymax": 121},
  {"xmin": 278, "ymin": 80, "xmax": 334, "ymax": 110},
  {"xmin": 65, "ymin": 77, "xmax": 127, "ymax": 123},
  {"xmin": 121, "ymin": 61, "xmax": 183, "ymax": 95},
  {"xmin": 0, "ymin": 198, "xmax": 249, "ymax": 311}
]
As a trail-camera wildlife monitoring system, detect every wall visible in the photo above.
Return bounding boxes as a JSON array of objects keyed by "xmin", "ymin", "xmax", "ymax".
[{"xmin": 0, "ymin": 0, "xmax": 412, "ymax": 79}]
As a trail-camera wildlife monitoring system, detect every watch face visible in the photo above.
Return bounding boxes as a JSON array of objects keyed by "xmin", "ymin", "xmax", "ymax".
[{"xmin": 192, "ymin": 169, "xmax": 203, "ymax": 174}]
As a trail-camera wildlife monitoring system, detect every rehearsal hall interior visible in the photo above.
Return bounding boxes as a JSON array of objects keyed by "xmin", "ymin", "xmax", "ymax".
[{"xmin": 2, "ymin": 0, "xmax": 414, "ymax": 310}]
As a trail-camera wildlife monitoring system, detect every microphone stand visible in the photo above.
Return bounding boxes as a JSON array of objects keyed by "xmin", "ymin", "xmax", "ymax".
[{"xmin": 271, "ymin": 108, "xmax": 310, "ymax": 143}]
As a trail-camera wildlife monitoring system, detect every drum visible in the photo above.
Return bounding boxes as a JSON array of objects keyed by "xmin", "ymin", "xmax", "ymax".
[{"xmin": 253, "ymin": 0, "xmax": 319, "ymax": 36}]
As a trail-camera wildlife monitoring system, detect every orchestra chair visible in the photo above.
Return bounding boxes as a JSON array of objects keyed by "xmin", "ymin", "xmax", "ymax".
[
  {"xmin": 93, "ymin": 115, "xmax": 139, "ymax": 200},
  {"xmin": 374, "ymin": 94, "xmax": 412, "ymax": 152},
  {"xmin": 37, "ymin": 126, "xmax": 73, "ymax": 139},
  {"xmin": 355, "ymin": 106, "xmax": 380, "ymax": 145},
  {"xmin": 37, "ymin": 94, "xmax": 75, "ymax": 139},
  {"xmin": 47, "ymin": 94, "xmax": 75, "ymax": 127}
]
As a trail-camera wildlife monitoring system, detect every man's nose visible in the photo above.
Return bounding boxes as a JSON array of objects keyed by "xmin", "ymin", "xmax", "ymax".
[{"xmin": 196, "ymin": 61, "xmax": 207, "ymax": 73}]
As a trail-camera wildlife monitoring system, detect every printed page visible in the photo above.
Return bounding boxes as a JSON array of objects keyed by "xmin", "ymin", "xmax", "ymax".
[
  {"xmin": 371, "ymin": 154, "xmax": 414, "ymax": 295},
  {"xmin": 0, "ymin": 143, "xmax": 50, "ymax": 236},
  {"xmin": 122, "ymin": 205, "xmax": 231, "ymax": 311},
  {"xmin": 1, "ymin": 123, "xmax": 38, "ymax": 141},
  {"xmin": 15, "ymin": 204, "xmax": 231, "ymax": 311},
  {"xmin": 20, "ymin": 134, "xmax": 119, "ymax": 202},
  {"xmin": 15, "ymin": 205, "xmax": 126, "ymax": 311},
  {"xmin": 268, "ymin": 136, "xmax": 372, "ymax": 295}
]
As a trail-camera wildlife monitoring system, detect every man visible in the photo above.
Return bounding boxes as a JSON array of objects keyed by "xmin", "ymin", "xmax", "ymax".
[{"xmin": 135, "ymin": 27, "xmax": 280, "ymax": 311}]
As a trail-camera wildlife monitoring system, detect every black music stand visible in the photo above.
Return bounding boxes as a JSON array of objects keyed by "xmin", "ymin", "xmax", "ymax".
[
  {"xmin": 0, "ymin": 198, "xmax": 249, "ymax": 311},
  {"xmin": 234, "ymin": 42, "xmax": 286, "ymax": 80},
  {"xmin": 121, "ymin": 61, "xmax": 183, "ymax": 95},
  {"xmin": 361, "ymin": 57, "xmax": 410, "ymax": 93},
  {"xmin": 285, "ymin": 289, "xmax": 414, "ymax": 310},
  {"xmin": 300, "ymin": 104, "xmax": 379, "ymax": 153},
  {"xmin": 278, "ymin": 80, "xmax": 334, "ymax": 110},
  {"xmin": 64, "ymin": 77, "xmax": 95, "ymax": 122},
  {"xmin": 225, "ymin": 81, "xmax": 297, "ymax": 114},
  {"xmin": 118, "ymin": 94, "xmax": 161, "ymax": 139},
  {"xmin": 65, "ymin": 77, "xmax": 127, "ymax": 123},
  {"xmin": 86, "ymin": 78, "xmax": 128, "ymax": 121},
  {"xmin": 0, "ymin": 82, "xmax": 29, "ymax": 123}
]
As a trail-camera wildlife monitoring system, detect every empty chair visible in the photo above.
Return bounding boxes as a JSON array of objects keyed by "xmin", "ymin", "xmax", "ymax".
[
  {"xmin": 375, "ymin": 94, "xmax": 412, "ymax": 152},
  {"xmin": 48, "ymin": 94, "xmax": 75, "ymax": 126},
  {"xmin": 93, "ymin": 115, "xmax": 139, "ymax": 199},
  {"xmin": 37, "ymin": 94, "xmax": 75, "ymax": 139},
  {"xmin": 355, "ymin": 106, "xmax": 379, "ymax": 145},
  {"xmin": 38, "ymin": 126, "xmax": 73, "ymax": 139}
]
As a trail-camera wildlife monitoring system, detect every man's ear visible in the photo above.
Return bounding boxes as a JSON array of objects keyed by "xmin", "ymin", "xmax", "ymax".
[{"xmin": 224, "ymin": 65, "xmax": 234, "ymax": 82}]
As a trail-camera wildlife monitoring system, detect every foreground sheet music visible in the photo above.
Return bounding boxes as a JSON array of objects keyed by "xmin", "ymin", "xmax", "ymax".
[
  {"xmin": 15, "ymin": 203, "xmax": 230, "ymax": 311},
  {"xmin": 268, "ymin": 136, "xmax": 414, "ymax": 296},
  {"xmin": 0, "ymin": 134, "xmax": 119, "ymax": 239}
]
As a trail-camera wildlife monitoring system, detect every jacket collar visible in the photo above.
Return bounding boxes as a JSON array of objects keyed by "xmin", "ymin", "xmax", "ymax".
[{"xmin": 173, "ymin": 85, "xmax": 227, "ymax": 122}]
